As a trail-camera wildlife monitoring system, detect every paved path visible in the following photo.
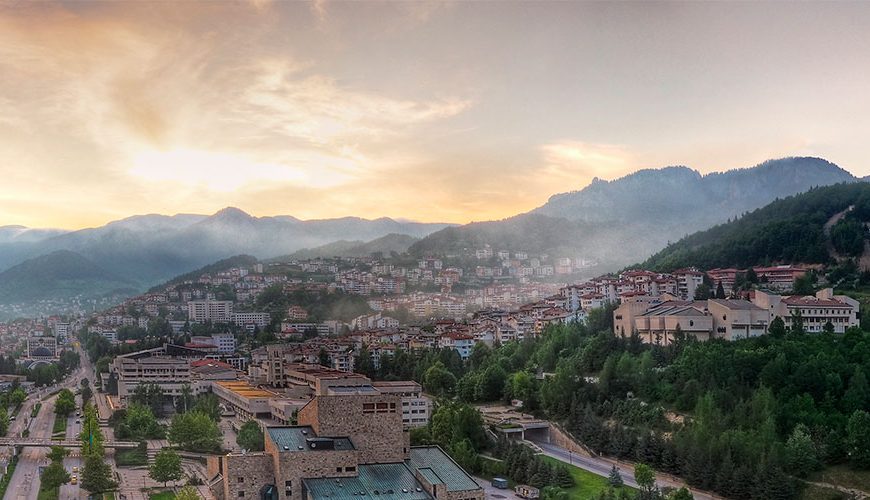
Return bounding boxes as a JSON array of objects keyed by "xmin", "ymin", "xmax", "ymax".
[{"xmin": 534, "ymin": 441, "xmax": 722, "ymax": 499}]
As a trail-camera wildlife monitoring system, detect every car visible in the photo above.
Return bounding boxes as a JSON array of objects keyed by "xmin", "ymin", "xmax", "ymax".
[
  {"xmin": 72, "ymin": 466, "xmax": 78, "ymax": 473},
  {"xmin": 75, "ymin": 419, "xmax": 80, "ymax": 424},
  {"xmin": 70, "ymin": 475, "xmax": 77, "ymax": 485}
]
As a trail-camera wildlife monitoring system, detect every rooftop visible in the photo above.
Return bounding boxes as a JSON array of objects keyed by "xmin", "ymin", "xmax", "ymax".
[
  {"xmin": 214, "ymin": 380, "xmax": 275, "ymax": 399},
  {"xmin": 406, "ymin": 446, "xmax": 480, "ymax": 493},
  {"xmin": 267, "ymin": 426, "xmax": 354, "ymax": 453},
  {"xmin": 304, "ymin": 463, "xmax": 430, "ymax": 500}
]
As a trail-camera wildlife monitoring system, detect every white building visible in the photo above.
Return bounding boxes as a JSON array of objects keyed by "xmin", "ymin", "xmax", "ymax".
[
  {"xmin": 232, "ymin": 312, "xmax": 271, "ymax": 328},
  {"xmin": 188, "ymin": 300, "xmax": 234, "ymax": 323}
]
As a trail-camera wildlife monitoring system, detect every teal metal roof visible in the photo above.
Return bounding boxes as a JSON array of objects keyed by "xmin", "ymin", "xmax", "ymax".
[
  {"xmin": 267, "ymin": 427, "xmax": 354, "ymax": 452},
  {"xmin": 406, "ymin": 447, "xmax": 480, "ymax": 493},
  {"xmin": 304, "ymin": 463, "xmax": 431, "ymax": 500}
]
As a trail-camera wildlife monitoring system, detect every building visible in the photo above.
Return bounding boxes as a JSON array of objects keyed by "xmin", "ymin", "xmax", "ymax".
[
  {"xmin": 188, "ymin": 300, "xmax": 234, "ymax": 323},
  {"xmin": 212, "ymin": 380, "xmax": 276, "ymax": 420},
  {"xmin": 207, "ymin": 388, "xmax": 483, "ymax": 500},
  {"xmin": 371, "ymin": 381, "xmax": 431, "ymax": 429},
  {"xmin": 190, "ymin": 333, "xmax": 236, "ymax": 354},
  {"xmin": 233, "ymin": 312, "xmax": 272, "ymax": 329},
  {"xmin": 26, "ymin": 336, "xmax": 58, "ymax": 361},
  {"xmin": 110, "ymin": 351, "xmax": 193, "ymax": 401},
  {"xmin": 629, "ymin": 298, "xmax": 771, "ymax": 344},
  {"xmin": 751, "ymin": 288, "xmax": 859, "ymax": 333}
]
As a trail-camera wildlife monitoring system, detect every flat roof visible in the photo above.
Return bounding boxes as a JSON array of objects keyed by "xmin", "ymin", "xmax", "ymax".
[
  {"xmin": 214, "ymin": 381, "xmax": 275, "ymax": 399},
  {"xmin": 304, "ymin": 463, "xmax": 431, "ymax": 500},
  {"xmin": 267, "ymin": 426, "xmax": 354, "ymax": 453},
  {"xmin": 406, "ymin": 447, "xmax": 480, "ymax": 493}
]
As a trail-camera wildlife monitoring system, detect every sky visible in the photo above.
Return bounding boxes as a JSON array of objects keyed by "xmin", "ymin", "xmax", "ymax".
[{"xmin": 2, "ymin": 1, "xmax": 870, "ymax": 229}]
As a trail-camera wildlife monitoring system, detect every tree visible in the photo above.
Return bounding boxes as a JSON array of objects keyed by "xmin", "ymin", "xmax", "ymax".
[
  {"xmin": 168, "ymin": 410, "xmax": 222, "ymax": 453},
  {"xmin": 41, "ymin": 461, "xmax": 71, "ymax": 490},
  {"xmin": 0, "ymin": 407, "xmax": 8, "ymax": 437},
  {"xmin": 81, "ymin": 384, "xmax": 93, "ymax": 405},
  {"xmin": 768, "ymin": 317, "xmax": 786, "ymax": 337},
  {"xmin": 423, "ymin": 361, "xmax": 456, "ymax": 396},
  {"xmin": 81, "ymin": 453, "xmax": 117, "ymax": 493},
  {"xmin": 47, "ymin": 446, "xmax": 69, "ymax": 462},
  {"xmin": 175, "ymin": 384, "xmax": 196, "ymax": 414},
  {"xmin": 131, "ymin": 383, "xmax": 165, "ymax": 417},
  {"xmin": 193, "ymin": 394, "xmax": 222, "ymax": 422},
  {"xmin": 318, "ymin": 347, "xmax": 331, "ymax": 367},
  {"xmin": 117, "ymin": 403, "xmax": 164, "ymax": 440},
  {"xmin": 634, "ymin": 463, "xmax": 658, "ymax": 499},
  {"xmin": 846, "ymin": 410, "xmax": 870, "ymax": 468},
  {"xmin": 175, "ymin": 486, "xmax": 201, "ymax": 500},
  {"xmin": 10, "ymin": 387, "xmax": 26, "ymax": 408},
  {"xmin": 715, "ymin": 281, "xmax": 726, "ymax": 299},
  {"xmin": 237, "ymin": 420, "xmax": 265, "ymax": 452},
  {"xmin": 150, "ymin": 448, "xmax": 184, "ymax": 487},
  {"xmin": 785, "ymin": 424, "xmax": 820, "ymax": 477},
  {"xmin": 608, "ymin": 464, "xmax": 624, "ymax": 487},
  {"xmin": 55, "ymin": 388, "xmax": 76, "ymax": 417},
  {"xmin": 668, "ymin": 488, "xmax": 693, "ymax": 500},
  {"xmin": 843, "ymin": 367, "xmax": 869, "ymax": 414}
]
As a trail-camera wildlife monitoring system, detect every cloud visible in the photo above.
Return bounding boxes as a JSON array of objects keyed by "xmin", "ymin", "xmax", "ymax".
[{"xmin": 540, "ymin": 141, "xmax": 637, "ymax": 180}]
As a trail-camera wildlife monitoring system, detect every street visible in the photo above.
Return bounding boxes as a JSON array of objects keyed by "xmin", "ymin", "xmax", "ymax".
[
  {"xmin": 4, "ymin": 363, "xmax": 86, "ymax": 500},
  {"xmin": 534, "ymin": 441, "xmax": 720, "ymax": 500}
]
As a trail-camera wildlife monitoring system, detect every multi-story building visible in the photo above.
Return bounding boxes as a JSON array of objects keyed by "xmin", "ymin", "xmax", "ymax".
[
  {"xmin": 188, "ymin": 300, "xmax": 234, "ymax": 322},
  {"xmin": 208, "ymin": 384, "xmax": 482, "ymax": 500},
  {"xmin": 233, "ymin": 311, "xmax": 271, "ymax": 329},
  {"xmin": 371, "ymin": 381, "xmax": 431, "ymax": 429},
  {"xmin": 110, "ymin": 351, "xmax": 193, "ymax": 401},
  {"xmin": 26, "ymin": 336, "xmax": 58, "ymax": 361},
  {"xmin": 751, "ymin": 288, "xmax": 859, "ymax": 333}
]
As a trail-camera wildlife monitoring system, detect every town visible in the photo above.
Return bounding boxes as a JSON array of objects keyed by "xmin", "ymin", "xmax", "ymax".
[{"xmin": 0, "ymin": 248, "xmax": 858, "ymax": 500}]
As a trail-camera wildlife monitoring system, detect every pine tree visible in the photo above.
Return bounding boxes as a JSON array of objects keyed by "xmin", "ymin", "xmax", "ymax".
[{"xmin": 608, "ymin": 464, "xmax": 623, "ymax": 487}]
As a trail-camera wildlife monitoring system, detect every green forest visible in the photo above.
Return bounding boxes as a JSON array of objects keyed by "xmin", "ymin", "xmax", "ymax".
[
  {"xmin": 643, "ymin": 183, "xmax": 870, "ymax": 271},
  {"xmin": 369, "ymin": 308, "xmax": 870, "ymax": 500}
]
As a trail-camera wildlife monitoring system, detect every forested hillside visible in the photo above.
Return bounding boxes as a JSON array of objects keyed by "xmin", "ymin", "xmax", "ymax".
[
  {"xmin": 642, "ymin": 183, "xmax": 870, "ymax": 271},
  {"xmin": 368, "ymin": 315, "xmax": 870, "ymax": 500}
]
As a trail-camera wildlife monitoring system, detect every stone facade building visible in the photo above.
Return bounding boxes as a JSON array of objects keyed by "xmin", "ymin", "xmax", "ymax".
[{"xmin": 208, "ymin": 388, "xmax": 483, "ymax": 500}]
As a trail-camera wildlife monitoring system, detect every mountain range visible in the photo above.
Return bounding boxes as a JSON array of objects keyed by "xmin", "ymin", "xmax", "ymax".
[
  {"xmin": 0, "ymin": 209, "xmax": 450, "ymax": 306},
  {"xmin": 0, "ymin": 156, "xmax": 861, "ymax": 309},
  {"xmin": 410, "ymin": 157, "xmax": 859, "ymax": 266}
]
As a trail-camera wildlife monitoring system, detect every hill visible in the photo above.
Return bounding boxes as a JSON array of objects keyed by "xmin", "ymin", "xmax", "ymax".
[
  {"xmin": 0, "ymin": 208, "xmax": 451, "ymax": 301},
  {"xmin": 0, "ymin": 250, "xmax": 136, "ymax": 303},
  {"xmin": 285, "ymin": 233, "xmax": 420, "ymax": 260},
  {"xmin": 412, "ymin": 157, "xmax": 858, "ymax": 267},
  {"xmin": 641, "ymin": 182, "xmax": 870, "ymax": 271}
]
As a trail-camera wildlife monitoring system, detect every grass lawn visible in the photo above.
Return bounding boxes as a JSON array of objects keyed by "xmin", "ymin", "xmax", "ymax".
[
  {"xmin": 36, "ymin": 486, "xmax": 59, "ymax": 500},
  {"xmin": 52, "ymin": 414, "xmax": 68, "ymax": 435},
  {"xmin": 148, "ymin": 492, "xmax": 175, "ymax": 500},
  {"xmin": 540, "ymin": 456, "xmax": 636, "ymax": 499},
  {"xmin": 809, "ymin": 465, "xmax": 870, "ymax": 494}
]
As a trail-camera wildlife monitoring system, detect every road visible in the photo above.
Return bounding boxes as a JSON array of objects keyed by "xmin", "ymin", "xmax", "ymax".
[
  {"xmin": 3, "ymin": 361, "xmax": 87, "ymax": 500},
  {"xmin": 534, "ymin": 441, "xmax": 720, "ymax": 500},
  {"xmin": 59, "ymin": 392, "xmax": 84, "ymax": 500}
]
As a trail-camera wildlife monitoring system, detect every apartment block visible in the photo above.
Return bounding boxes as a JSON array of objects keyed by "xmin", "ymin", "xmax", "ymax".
[{"xmin": 188, "ymin": 299, "xmax": 234, "ymax": 322}]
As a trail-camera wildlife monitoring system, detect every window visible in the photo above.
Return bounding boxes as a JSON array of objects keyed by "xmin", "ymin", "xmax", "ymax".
[
  {"xmin": 346, "ymin": 466, "xmax": 356, "ymax": 472},
  {"xmin": 285, "ymin": 481, "xmax": 292, "ymax": 488},
  {"xmin": 238, "ymin": 492, "xmax": 245, "ymax": 498},
  {"xmin": 238, "ymin": 477, "xmax": 244, "ymax": 483}
]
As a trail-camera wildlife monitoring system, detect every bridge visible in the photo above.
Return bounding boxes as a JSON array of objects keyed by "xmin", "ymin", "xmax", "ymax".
[{"xmin": 0, "ymin": 438, "xmax": 139, "ymax": 449}]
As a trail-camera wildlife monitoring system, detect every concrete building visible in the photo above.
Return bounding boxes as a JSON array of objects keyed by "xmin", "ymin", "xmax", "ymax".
[
  {"xmin": 371, "ymin": 381, "xmax": 431, "ymax": 429},
  {"xmin": 207, "ymin": 388, "xmax": 483, "ymax": 500},
  {"xmin": 233, "ymin": 312, "xmax": 271, "ymax": 329},
  {"xmin": 751, "ymin": 288, "xmax": 859, "ymax": 333},
  {"xmin": 110, "ymin": 353, "xmax": 193, "ymax": 401},
  {"xmin": 188, "ymin": 299, "xmax": 234, "ymax": 322},
  {"xmin": 26, "ymin": 336, "xmax": 58, "ymax": 361}
]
